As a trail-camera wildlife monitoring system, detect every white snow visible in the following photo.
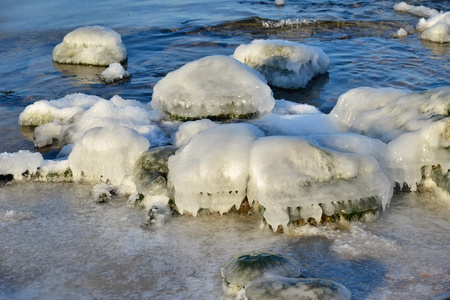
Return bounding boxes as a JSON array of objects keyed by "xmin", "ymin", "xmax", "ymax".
[
  {"xmin": 52, "ymin": 26, "xmax": 127, "ymax": 66},
  {"xmin": 100, "ymin": 62, "xmax": 130, "ymax": 83},
  {"xmin": 232, "ymin": 39, "xmax": 329, "ymax": 89},
  {"xmin": 68, "ymin": 125, "xmax": 150, "ymax": 186},
  {"xmin": 168, "ymin": 123, "xmax": 264, "ymax": 216},
  {"xmin": 151, "ymin": 55, "xmax": 275, "ymax": 119},
  {"xmin": 0, "ymin": 150, "xmax": 43, "ymax": 179},
  {"xmin": 247, "ymin": 136, "xmax": 393, "ymax": 230}
]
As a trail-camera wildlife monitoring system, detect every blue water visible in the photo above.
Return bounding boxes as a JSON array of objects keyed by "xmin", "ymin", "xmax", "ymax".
[{"xmin": 0, "ymin": 1, "xmax": 449, "ymax": 299}]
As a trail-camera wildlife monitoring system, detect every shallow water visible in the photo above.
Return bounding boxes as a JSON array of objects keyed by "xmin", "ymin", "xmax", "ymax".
[{"xmin": 0, "ymin": 0, "xmax": 449, "ymax": 299}]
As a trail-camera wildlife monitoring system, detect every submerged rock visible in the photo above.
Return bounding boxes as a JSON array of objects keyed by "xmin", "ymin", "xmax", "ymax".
[
  {"xmin": 245, "ymin": 276, "xmax": 351, "ymax": 300},
  {"xmin": 222, "ymin": 251, "xmax": 301, "ymax": 288},
  {"xmin": 151, "ymin": 55, "xmax": 275, "ymax": 120},
  {"xmin": 52, "ymin": 26, "xmax": 127, "ymax": 66}
]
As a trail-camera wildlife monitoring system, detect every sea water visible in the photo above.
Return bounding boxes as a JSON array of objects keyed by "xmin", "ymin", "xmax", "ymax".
[{"xmin": 0, "ymin": 0, "xmax": 449, "ymax": 299}]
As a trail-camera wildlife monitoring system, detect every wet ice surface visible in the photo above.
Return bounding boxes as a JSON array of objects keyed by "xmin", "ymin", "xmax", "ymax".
[{"xmin": 0, "ymin": 182, "xmax": 448, "ymax": 299}]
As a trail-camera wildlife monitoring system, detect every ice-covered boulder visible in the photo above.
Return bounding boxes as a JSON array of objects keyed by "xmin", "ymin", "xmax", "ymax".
[
  {"xmin": 417, "ymin": 12, "xmax": 450, "ymax": 43},
  {"xmin": 52, "ymin": 26, "xmax": 127, "ymax": 66},
  {"xmin": 331, "ymin": 86, "xmax": 450, "ymax": 189},
  {"xmin": 222, "ymin": 252, "xmax": 301, "ymax": 288},
  {"xmin": 245, "ymin": 276, "xmax": 352, "ymax": 300},
  {"xmin": 19, "ymin": 93, "xmax": 102, "ymax": 127},
  {"xmin": 151, "ymin": 55, "xmax": 275, "ymax": 120},
  {"xmin": 0, "ymin": 151, "xmax": 43, "ymax": 179},
  {"xmin": 19, "ymin": 94, "xmax": 168, "ymax": 148},
  {"xmin": 68, "ymin": 125, "xmax": 150, "ymax": 185},
  {"xmin": 232, "ymin": 39, "xmax": 329, "ymax": 89},
  {"xmin": 247, "ymin": 136, "xmax": 393, "ymax": 230},
  {"xmin": 100, "ymin": 62, "xmax": 130, "ymax": 83},
  {"xmin": 168, "ymin": 123, "xmax": 264, "ymax": 215}
]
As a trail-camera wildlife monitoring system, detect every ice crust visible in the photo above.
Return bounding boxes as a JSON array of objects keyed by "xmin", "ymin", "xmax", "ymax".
[
  {"xmin": 100, "ymin": 63, "xmax": 130, "ymax": 83},
  {"xmin": 232, "ymin": 39, "xmax": 329, "ymax": 89},
  {"xmin": 151, "ymin": 55, "xmax": 275, "ymax": 119},
  {"xmin": 52, "ymin": 26, "xmax": 127, "ymax": 66},
  {"xmin": 68, "ymin": 126, "xmax": 149, "ymax": 185}
]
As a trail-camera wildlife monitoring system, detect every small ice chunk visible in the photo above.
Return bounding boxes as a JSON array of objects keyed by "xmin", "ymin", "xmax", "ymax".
[
  {"xmin": 52, "ymin": 26, "xmax": 127, "ymax": 66},
  {"xmin": 68, "ymin": 125, "xmax": 150, "ymax": 185},
  {"xmin": 100, "ymin": 63, "xmax": 130, "ymax": 83},
  {"xmin": 232, "ymin": 39, "xmax": 329, "ymax": 89},
  {"xmin": 168, "ymin": 123, "xmax": 264, "ymax": 216},
  {"xmin": 91, "ymin": 182, "xmax": 115, "ymax": 203},
  {"xmin": 393, "ymin": 2, "xmax": 438, "ymax": 18},
  {"xmin": 275, "ymin": 0, "xmax": 285, "ymax": 6},
  {"xmin": 397, "ymin": 28, "xmax": 408, "ymax": 37},
  {"xmin": 247, "ymin": 136, "xmax": 393, "ymax": 230},
  {"xmin": 0, "ymin": 150, "xmax": 43, "ymax": 179},
  {"xmin": 151, "ymin": 55, "xmax": 275, "ymax": 120}
]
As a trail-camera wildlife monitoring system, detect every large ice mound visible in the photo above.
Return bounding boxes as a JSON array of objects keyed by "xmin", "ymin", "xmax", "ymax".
[
  {"xmin": 151, "ymin": 55, "xmax": 275, "ymax": 120},
  {"xmin": 52, "ymin": 26, "xmax": 127, "ymax": 66},
  {"xmin": 232, "ymin": 39, "xmax": 329, "ymax": 89},
  {"xmin": 68, "ymin": 125, "xmax": 150, "ymax": 185},
  {"xmin": 168, "ymin": 123, "xmax": 264, "ymax": 215},
  {"xmin": 247, "ymin": 136, "xmax": 393, "ymax": 230},
  {"xmin": 331, "ymin": 86, "xmax": 450, "ymax": 189}
]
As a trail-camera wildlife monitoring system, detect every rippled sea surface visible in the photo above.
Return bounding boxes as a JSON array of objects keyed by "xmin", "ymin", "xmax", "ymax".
[{"xmin": 0, "ymin": 1, "xmax": 449, "ymax": 299}]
